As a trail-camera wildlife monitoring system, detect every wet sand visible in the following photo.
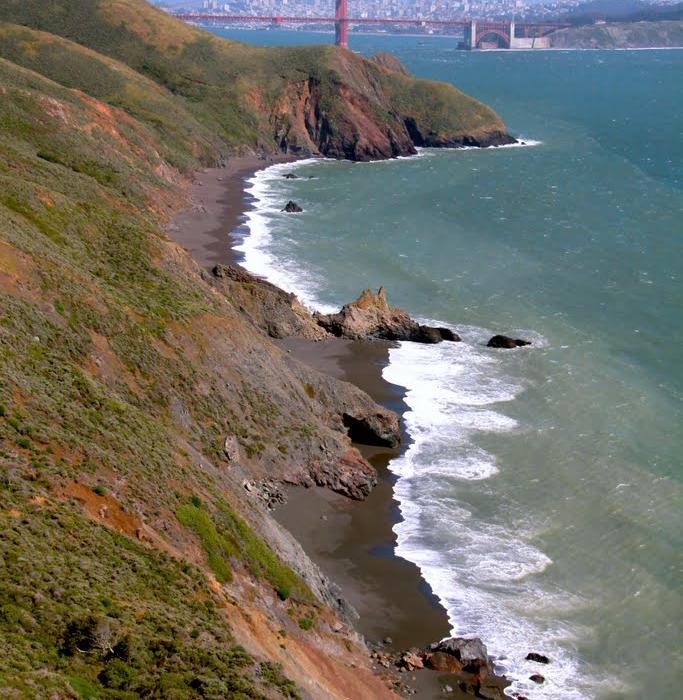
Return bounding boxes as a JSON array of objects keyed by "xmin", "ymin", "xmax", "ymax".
[
  {"xmin": 167, "ymin": 154, "xmax": 300, "ymax": 269},
  {"xmin": 276, "ymin": 338, "xmax": 476, "ymax": 699},
  {"xmin": 275, "ymin": 338, "xmax": 449, "ymax": 649},
  {"xmin": 166, "ymin": 157, "xmax": 471, "ymax": 698}
]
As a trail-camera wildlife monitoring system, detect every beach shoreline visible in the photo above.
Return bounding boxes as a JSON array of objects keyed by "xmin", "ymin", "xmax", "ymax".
[
  {"xmin": 166, "ymin": 156, "xmax": 489, "ymax": 698},
  {"xmin": 166, "ymin": 154, "xmax": 301, "ymax": 270}
]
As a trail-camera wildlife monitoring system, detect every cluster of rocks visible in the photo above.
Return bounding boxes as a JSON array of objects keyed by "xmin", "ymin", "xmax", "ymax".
[
  {"xmin": 212, "ymin": 265, "xmax": 531, "ymax": 351},
  {"xmin": 314, "ymin": 288, "xmax": 460, "ymax": 344},
  {"xmin": 369, "ymin": 637, "xmax": 552, "ymax": 699},
  {"xmin": 242, "ymin": 479, "xmax": 286, "ymax": 510},
  {"xmin": 282, "ymin": 200, "xmax": 303, "ymax": 212}
]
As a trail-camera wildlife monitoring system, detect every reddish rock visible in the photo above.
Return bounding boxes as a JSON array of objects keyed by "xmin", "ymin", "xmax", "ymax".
[
  {"xmin": 424, "ymin": 650, "xmax": 463, "ymax": 673},
  {"xmin": 315, "ymin": 288, "xmax": 461, "ymax": 344},
  {"xmin": 310, "ymin": 447, "xmax": 377, "ymax": 500},
  {"xmin": 399, "ymin": 650, "xmax": 424, "ymax": 671}
]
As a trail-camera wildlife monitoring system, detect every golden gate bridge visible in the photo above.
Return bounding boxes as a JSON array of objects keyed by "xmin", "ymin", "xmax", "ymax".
[{"xmin": 175, "ymin": 0, "xmax": 567, "ymax": 50}]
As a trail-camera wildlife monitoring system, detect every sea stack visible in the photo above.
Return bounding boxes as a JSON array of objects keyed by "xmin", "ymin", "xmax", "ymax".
[{"xmin": 315, "ymin": 288, "xmax": 461, "ymax": 343}]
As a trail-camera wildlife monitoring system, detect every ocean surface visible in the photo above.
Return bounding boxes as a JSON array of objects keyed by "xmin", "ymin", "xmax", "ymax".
[{"xmin": 211, "ymin": 28, "xmax": 683, "ymax": 700}]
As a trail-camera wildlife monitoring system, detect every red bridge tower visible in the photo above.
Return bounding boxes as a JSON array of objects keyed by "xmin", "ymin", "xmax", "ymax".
[{"xmin": 335, "ymin": 0, "xmax": 348, "ymax": 48}]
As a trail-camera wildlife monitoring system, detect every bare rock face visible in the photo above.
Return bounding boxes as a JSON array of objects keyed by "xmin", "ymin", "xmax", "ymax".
[
  {"xmin": 210, "ymin": 264, "xmax": 328, "ymax": 340},
  {"xmin": 223, "ymin": 434, "xmax": 241, "ymax": 464},
  {"xmin": 310, "ymin": 446, "xmax": 377, "ymax": 500},
  {"xmin": 315, "ymin": 288, "xmax": 460, "ymax": 344},
  {"xmin": 283, "ymin": 353, "xmax": 401, "ymax": 451},
  {"xmin": 422, "ymin": 637, "xmax": 509, "ymax": 699},
  {"xmin": 487, "ymin": 334, "xmax": 531, "ymax": 349},
  {"xmin": 425, "ymin": 637, "xmax": 491, "ymax": 676}
]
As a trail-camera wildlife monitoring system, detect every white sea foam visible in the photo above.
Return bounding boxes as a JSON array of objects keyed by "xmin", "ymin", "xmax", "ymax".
[
  {"xmin": 383, "ymin": 337, "xmax": 621, "ymax": 700},
  {"xmin": 234, "ymin": 156, "xmax": 616, "ymax": 700},
  {"xmin": 235, "ymin": 159, "xmax": 339, "ymax": 313}
]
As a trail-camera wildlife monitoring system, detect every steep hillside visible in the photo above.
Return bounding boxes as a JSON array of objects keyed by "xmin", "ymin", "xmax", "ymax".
[
  {"xmin": 0, "ymin": 0, "xmax": 514, "ymax": 158},
  {"xmin": 0, "ymin": 47, "xmax": 401, "ymax": 700},
  {"xmin": 549, "ymin": 19, "xmax": 683, "ymax": 48},
  {"xmin": 0, "ymin": 2, "xmax": 517, "ymax": 697}
]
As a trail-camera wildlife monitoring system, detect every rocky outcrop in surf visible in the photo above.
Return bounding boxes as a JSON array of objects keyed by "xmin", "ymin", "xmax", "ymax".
[
  {"xmin": 282, "ymin": 200, "xmax": 303, "ymax": 212},
  {"xmin": 315, "ymin": 288, "xmax": 461, "ymax": 343},
  {"xmin": 487, "ymin": 334, "xmax": 531, "ymax": 349},
  {"xmin": 374, "ymin": 636, "xmax": 510, "ymax": 699}
]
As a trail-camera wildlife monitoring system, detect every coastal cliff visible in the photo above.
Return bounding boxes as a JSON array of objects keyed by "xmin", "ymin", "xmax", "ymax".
[
  {"xmin": 0, "ymin": 0, "xmax": 514, "ymax": 161},
  {"xmin": 549, "ymin": 19, "xmax": 683, "ymax": 48},
  {"xmin": 0, "ymin": 1, "xmax": 515, "ymax": 697}
]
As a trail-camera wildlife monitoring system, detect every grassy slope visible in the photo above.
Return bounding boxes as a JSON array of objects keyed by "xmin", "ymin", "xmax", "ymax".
[
  {"xmin": 0, "ymin": 23, "xmax": 222, "ymax": 171},
  {"xmin": 0, "ymin": 2, "xmax": 511, "ymax": 697},
  {"xmin": 0, "ymin": 53, "xmax": 321, "ymax": 697},
  {"xmin": 0, "ymin": 0, "xmax": 510, "ymax": 154}
]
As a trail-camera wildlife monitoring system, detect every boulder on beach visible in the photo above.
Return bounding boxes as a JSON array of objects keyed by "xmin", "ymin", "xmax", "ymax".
[
  {"xmin": 399, "ymin": 650, "xmax": 424, "ymax": 671},
  {"xmin": 419, "ymin": 636, "xmax": 510, "ymax": 699},
  {"xmin": 487, "ymin": 334, "xmax": 531, "ymax": 349},
  {"xmin": 525, "ymin": 652, "xmax": 550, "ymax": 664},
  {"xmin": 425, "ymin": 637, "xmax": 490, "ymax": 675},
  {"xmin": 283, "ymin": 172, "xmax": 298, "ymax": 179},
  {"xmin": 315, "ymin": 288, "xmax": 461, "ymax": 344},
  {"xmin": 282, "ymin": 200, "xmax": 303, "ymax": 212}
]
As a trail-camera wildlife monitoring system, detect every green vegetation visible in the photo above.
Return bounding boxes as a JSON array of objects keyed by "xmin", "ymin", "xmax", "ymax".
[
  {"xmin": 258, "ymin": 663, "xmax": 300, "ymax": 699},
  {"xmin": 297, "ymin": 615, "xmax": 315, "ymax": 631},
  {"xmin": 0, "ymin": 488, "xmax": 289, "ymax": 698},
  {"xmin": 177, "ymin": 499, "xmax": 311, "ymax": 601},
  {"xmin": 177, "ymin": 503, "xmax": 237, "ymax": 583},
  {"xmin": 0, "ymin": 8, "xmax": 312, "ymax": 694},
  {"xmin": 0, "ymin": 1, "xmax": 511, "ymax": 695}
]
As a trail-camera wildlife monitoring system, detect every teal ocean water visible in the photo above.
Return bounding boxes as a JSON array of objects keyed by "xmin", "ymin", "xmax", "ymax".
[{"xmin": 212, "ymin": 28, "xmax": 683, "ymax": 700}]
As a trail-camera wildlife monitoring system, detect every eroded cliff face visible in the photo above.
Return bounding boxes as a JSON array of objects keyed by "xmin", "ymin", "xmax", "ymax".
[
  {"xmin": 268, "ymin": 53, "xmax": 515, "ymax": 161},
  {"xmin": 0, "ymin": 48, "xmax": 403, "ymax": 698},
  {"xmin": 270, "ymin": 76, "xmax": 416, "ymax": 161},
  {"xmin": 0, "ymin": 4, "xmax": 518, "ymax": 696}
]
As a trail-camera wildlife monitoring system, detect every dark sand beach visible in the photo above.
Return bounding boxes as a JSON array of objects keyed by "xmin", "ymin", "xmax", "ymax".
[
  {"xmin": 275, "ymin": 338, "xmax": 450, "ymax": 650},
  {"xmin": 167, "ymin": 155, "xmax": 299, "ymax": 269},
  {"xmin": 167, "ymin": 157, "xmax": 478, "ymax": 699}
]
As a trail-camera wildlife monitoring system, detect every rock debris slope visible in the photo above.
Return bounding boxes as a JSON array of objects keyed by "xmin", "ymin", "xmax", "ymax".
[{"xmin": 0, "ymin": 1, "xmax": 517, "ymax": 697}]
